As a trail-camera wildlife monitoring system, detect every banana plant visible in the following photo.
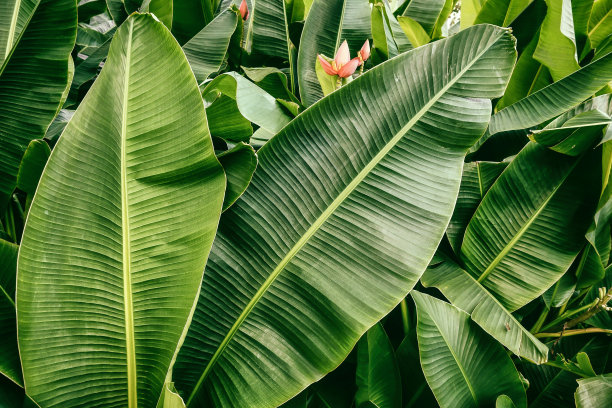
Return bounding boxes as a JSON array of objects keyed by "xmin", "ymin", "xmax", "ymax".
[{"xmin": 17, "ymin": 14, "xmax": 225, "ymax": 407}]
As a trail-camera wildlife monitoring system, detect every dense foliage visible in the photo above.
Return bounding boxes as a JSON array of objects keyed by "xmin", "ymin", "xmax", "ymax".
[{"xmin": 1, "ymin": 0, "xmax": 612, "ymax": 407}]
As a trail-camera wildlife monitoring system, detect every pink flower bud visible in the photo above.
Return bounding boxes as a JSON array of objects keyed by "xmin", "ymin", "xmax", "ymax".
[
  {"xmin": 334, "ymin": 40, "xmax": 351, "ymax": 67},
  {"xmin": 239, "ymin": 0, "xmax": 249, "ymax": 20},
  {"xmin": 358, "ymin": 40, "xmax": 370, "ymax": 64}
]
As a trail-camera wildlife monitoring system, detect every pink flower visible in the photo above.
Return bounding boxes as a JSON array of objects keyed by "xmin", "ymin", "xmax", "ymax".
[
  {"xmin": 239, "ymin": 0, "xmax": 249, "ymax": 20},
  {"xmin": 317, "ymin": 40, "xmax": 360, "ymax": 78},
  {"xmin": 358, "ymin": 40, "xmax": 370, "ymax": 64}
]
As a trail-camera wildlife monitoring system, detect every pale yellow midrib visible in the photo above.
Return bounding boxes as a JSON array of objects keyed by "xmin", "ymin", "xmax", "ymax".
[
  {"xmin": 5, "ymin": 0, "xmax": 22, "ymax": 59},
  {"xmin": 121, "ymin": 18, "xmax": 137, "ymax": 408},
  {"xmin": 476, "ymin": 160, "xmax": 579, "ymax": 283},
  {"xmin": 186, "ymin": 29, "xmax": 507, "ymax": 405}
]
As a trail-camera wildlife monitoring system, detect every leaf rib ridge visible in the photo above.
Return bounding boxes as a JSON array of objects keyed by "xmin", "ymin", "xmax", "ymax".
[
  {"xmin": 476, "ymin": 159, "xmax": 579, "ymax": 283},
  {"xmin": 186, "ymin": 30, "xmax": 507, "ymax": 403},
  {"xmin": 5, "ymin": 0, "xmax": 22, "ymax": 58},
  {"xmin": 121, "ymin": 18, "xmax": 137, "ymax": 408}
]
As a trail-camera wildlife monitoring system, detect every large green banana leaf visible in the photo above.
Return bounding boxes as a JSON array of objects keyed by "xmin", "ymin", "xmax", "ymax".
[
  {"xmin": 355, "ymin": 323, "xmax": 402, "ymax": 408},
  {"xmin": 17, "ymin": 13, "xmax": 225, "ymax": 408},
  {"xmin": 172, "ymin": 23, "xmax": 516, "ymax": 408},
  {"xmin": 412, "ymin": 291, "xmax": 527, "ymax": 408},
  {"xmin": 488, "ymin": 51, "xmax": 612, "ymax": 134},
  {"xmin": 0, "ymin": 0, "xmax": 76, "ymax": 212},
  {"xmin": 183, "ymin": 7, "xmax": 239, "ymax": 83},
  {"xmin": 247, "ymin": 0, "xmax": 290, "ymax": 59},
  {"xmin": 533, "ymin": 0, "xmax": 580, "ymax": 81},
  {"xmin": 421, "ymin": 256, "xmax": 549, "ymax": 363},
  {"xmin": 0, "ymin": 239, "xmax": 20, "ymax": 386},
  {"xmin": 0, "ymin": 0, "xmax": 39, "ymax": 66},
  {"xmin": 588, "ymin": 0, "xmax": 612, "ymax": 49},
  {"xmin": 446, "ymin": 161, "xmax": 507, "ymax": 253},
  {"xmin": 401, "ymin": 0, "xmax": 451, "ymax": 38},
  {"xmin": 297, "ymin": 0, "xmax": 371, "ymax": 106},
  {"xmin": 460, "ymin": 142, "xmax": 601, "ymax": 311}
]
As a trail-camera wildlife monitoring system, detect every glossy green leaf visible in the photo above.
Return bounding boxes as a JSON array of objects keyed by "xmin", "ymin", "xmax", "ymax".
[
  {"xmin": 460, "ymin": 143, "xmax": 601, "ymax": 311},
  {"xmin": 473, "ymin": 0, "xmax": 531, "ymax": 27},
  {"xmin": 496, "ymin": 395, "xmax": 518, "ymax": 408},
  {"xmin": 201, "ymin": 72, "xmax": 293, "ymax": 135},
  {"xmin": 533, "ymin": 0, "xmax": 580, "ymax": 81},
  {"xmin": 401, "ymin": 0, "xmax": 451, "ymax": 38},
  {"xmin": 529, "ymin": 109, "xmax": 611, "ymax": 156},
  {"xmin": 355, "ymin": 323, "xmax": 401, "ymax": 408},
  {"xmin": 15, "ymin": 140, "xmax": 50, "ymax": 196},
  {"xmin": 0, "ymin": 0, "xmax": 39, "ymax": 66},
  {"xmin": 247, "ymin": 0, "xmax": 289, "ymax": 59},
  {"xmin": 489, "ymin": 51, "xmax": 612, "ymax": 134},
  {"xmin": 0, "ymin": 239, "xmax": 20, "ymax": 386},
  {"xmin": 183, "ymin": 7, "xmax": 239, "ymax": 83},
  {"xmin": 397, "ymin": 16, "xmax": 430, "ymax": 48},
  {"xmin": 461, "ymin": 0, "xmax": 485, "ymax": 28},
  {"xmin": 242, "ymin": 66, "xmax": 300, "ymax": 104},
  {"xmin": 172, "ymin": 0, "xmax": 211, "ymax": 44},
  {"xmin": 575, "ymin": 374, "xmax": 612, "ymax": 407},
  {"xmin": 421, "ymin": 256, "xmax": 549, "ymax": 363},
  {"xmin": 412, "ymin": 291, "xmax": 527, "ymax": 408},
  {"xmin": 588, "ymin": 0, "xmax": 612, "ymax": 49},
  {"xmin": 173, "ymin": 24, "xmax": 516, "ymax": 408},
  {"xmin": 496, "ymin": 31, "xmax": 552, "ymax": 111},
  {"xmin": 206, "ymin": 95, "xmax": 253, "ymax": 143},
  {"xmin": 217, "ymin": 143, "xmax": 257, "ymax": 211},
  {"xmin": 297, "ymin": 0, "xmax": 371, "ymax": 106},
  {"xmin": 17, "ymin": 14, "xmax": 225, "ymax": 407},
  {"xmin": 161, "ymin": 382, "xmax": 187, "ymax": 408},
  {"xmin": 446, "ymin": 161, "xmax": 507, "ymax": 253},
  {"xmin": 0, "ymin": 0, "xmax": 76, "ymax": 211}
]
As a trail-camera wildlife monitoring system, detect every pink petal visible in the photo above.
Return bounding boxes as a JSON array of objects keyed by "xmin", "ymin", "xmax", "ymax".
[
  {"xmin": 239, "ymin": 0, "xmax": 249, "ymax": 20},
  {"xmin": 334, "ymin": 40, "xmax": 351, "ymax": 66},
  {"xmin": 318, "ymin": 55, "xmax": 337, "ymax": 76},
  {"xmin": 337, "ymin": 57, "xmax": 360, "ymax": 78},
  {"xmin": 359, "ymin": 40, "xmax": 370, "ymax": 62}
]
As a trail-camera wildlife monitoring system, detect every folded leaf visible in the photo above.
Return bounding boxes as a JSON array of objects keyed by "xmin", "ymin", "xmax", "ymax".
[
  {"xmin": 412, "ymin": 292, "xmax": 527, "ymax": 408},
  {"xmin": 17, "ymin": 14, "xmax": 225, "ymax": 407},
  {"xmin": 588, "ymin": 0, "xmax": 612, "ymax": 49},
  {"xmin": 173, "ymin": 24, "xmax": 516, "ymax": 408},
  {"xmin": 217, "ymin": 143, "xmax": 257, "ymax": 211}
]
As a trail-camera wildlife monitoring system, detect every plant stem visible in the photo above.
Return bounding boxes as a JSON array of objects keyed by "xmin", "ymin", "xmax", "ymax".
[
  {"xmin": 400, "ymin": 298, "xmax": 410, "ymax": 337},
  {"xmin": 539, "ymin": 301, "xmax": 596, "ymax": 332},
  {"xmin": 336, "ymin": 76, "xmax": 342, "ymax": 89},
  {"xmin": 562, "ymin": 287, "xmax": 612, "ymax": 329},
  {"xmin": 530, "ymin": 306, "xmax": 550, "ymax": 334},
  {"xmin": 535, "ymin": 328, "xmax": 612, "ymax": 338}
]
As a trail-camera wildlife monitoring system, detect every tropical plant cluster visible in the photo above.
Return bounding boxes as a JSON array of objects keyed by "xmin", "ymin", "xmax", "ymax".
[{"xmin": 1, "ymin": 0, "xmax": 612, "ymax": 407}]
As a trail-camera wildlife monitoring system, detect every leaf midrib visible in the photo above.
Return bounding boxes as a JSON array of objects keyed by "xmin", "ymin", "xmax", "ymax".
[
  {"xmin": 121, "ymin": 18, "xmax": 137, "ymax": 408},
  {"xmin": 476, "ymin": 158, "xmax": 579, "ymax": 283},
  {"xmin": 4, "ymin": 0, "xmax": 22, "ymax": 59},
  {"xmin": 186, "ymin": 30, "xmax": 506, "ymax": 404}
]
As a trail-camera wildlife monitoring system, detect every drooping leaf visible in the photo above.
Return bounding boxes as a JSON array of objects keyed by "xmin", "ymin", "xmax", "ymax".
[
  {"xmin": 488, "ymin": 51, "xmax": 612, "ymax": 135},
  {"xmin": 247, "ymin": 0, "xmax": 290, "ymax": 59},
  {"xmin": 575, "ymin": 373, "xmax": 612, "ymax": 407},
  {"xmin": 17, "ymin": 14, "xmax": 226, "ymax": 407},
  {"xmin": 0, "ymin": 0, "xmax": 76, "ymax": 212},
  {"xmin": 0, "ymin": 239, "xmax": 20, "ymax": 386},
  {"xmin": 355, "ymin": 323, "xmax": 402, "ymax": 408},
  {"xmin": 297, "ymin": 0, "xmax": 371, "ymax": 106},
  {"xmin": 460, "ymin": 142, "xmax": 601, "ymax": 311},
  {"xmin": 183, "ymin": 7, "xmax": 239, "ymax": 83},
  {"xmin": 15, "ymin": 140, "xmax": 51, "ymax": 196},
  {"xmin": 446, "ymin": 161, "xmax": 507, "ymax": 253},
  {"xmin": 172, "ymin": 24, "xmax": 516, "ymax": 408},
  {"xmin": 206, "ymin": 95, "xmax": 253, "ymax": 143},
  {"xmin": 412, "ymin": 291, "xmax": 527, "ymax": 408},
  {"xmin": 217, "ymin": 143, "xmax": 257, "ymax": 211},
  {"xmin": 421, "ymin": 256, "xmax": 549, "ymax": 363}
]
